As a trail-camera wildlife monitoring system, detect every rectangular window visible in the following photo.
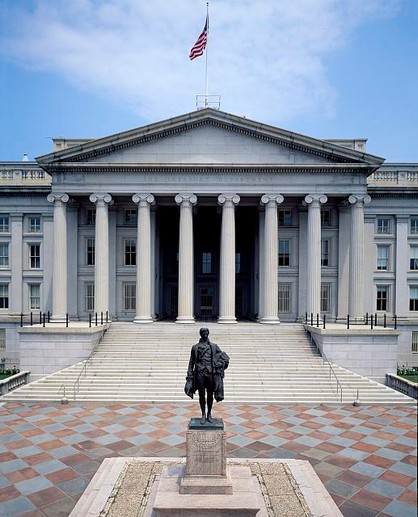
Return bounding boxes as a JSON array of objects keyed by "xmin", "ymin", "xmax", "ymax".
[
  {"xmin": 410, "ymin": 217, "xmax": 418, "ymax": 234},
  {"xmin": 86, "ymin": 209, "xmax": 95, "ymax": 225},
  {"xmin": 412, "ymin": 332, "xmax": 418, "ymax": 354},
  {"xmin": 29, "ymin": 244, "xmax": 40, "ymax": 269},
  {"xmin": 85, "ymin": 283, "xmax": 94, "ymax": 311},
  {"xmin": 321, "ymin": 239, "xmax": 330, "ymax": 267},
  {"xmin": 28, "ymin": 216, "xmax": 41, "ymax": 233},
  {"xmin": 0, "ymin": 284, "xmax": 8, "ymax": 309},
  {"xmin": 235, "ymin": 252, "xmax": 241, "ymax": 274},
  {"xmin": 0, "ymin": 216, "xmax": 9, "ymax": 232},
  {"xmin": 124, "ymin": 209, "xmax": 137, "ymax": 225},
  {"xmin": 321, "ymin": 284, "xmax": 331, "ymax": 313},
  {"xmin": 410, "ymin": 246, "xmax": 418, "ymax": 271},
  {"xmin": 86, "ymin": 238, "xmax": 95, "ymax": 266},
  {"xmin": 124, "ymin": 239, "xmax": 136, "ymax": 266},
  {"xmin": 123, "ymin": 283, "xmax": 136, "ymax": 311},
  {"xmin": 410, "ymin": 286, "xmax": 418, "ymax": 311},
  {"xmin": 278, "ymin": 210, "xmax": 292, "ymax": 226},
  {"xmin": 321, "ymin": 210, "xmax": 331, "ymax": 227},
  {"xmin": 278, "ymin": 284, "xmax": 291, "ymax": 313},
  {"xmin": 29, "ymin": 284, "xmax": 41, "ymax": 310},
  {"xmin": 278, "ymin": 239, "xmax": 290, "ymax": 266},
  {"xmin": 377, "ymin": 218, "xmax": 390, "ymax": 234},
  {"xmin": 202, "ymin": 252, "xmax": 212, "ymax": 274},
  {"xmin": 0, "ymin": 243, "xmax": 9, "ymax": 267},
  {"xmin": 377, "ymin": 286, "xmax": 388, "ymax": 311},
  {"xmin": 377, "ymin": 245, "xmax": 390, "ymax": 271}
]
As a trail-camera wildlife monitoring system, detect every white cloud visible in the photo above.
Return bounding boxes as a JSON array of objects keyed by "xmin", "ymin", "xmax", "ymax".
[{"xmin": 1, "ymin": 0, "xmax": 401, "ymax": 124}]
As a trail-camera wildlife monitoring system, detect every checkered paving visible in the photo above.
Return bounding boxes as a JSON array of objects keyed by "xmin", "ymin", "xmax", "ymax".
[{"xmin": 0, "ymin": 402, "xmax": 416, "ymax": 517}]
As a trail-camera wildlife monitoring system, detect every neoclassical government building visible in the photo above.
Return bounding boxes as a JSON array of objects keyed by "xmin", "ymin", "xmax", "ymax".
[{"xmin": 0, "ymin": 109, "xmax": 417, "ymax": 367}]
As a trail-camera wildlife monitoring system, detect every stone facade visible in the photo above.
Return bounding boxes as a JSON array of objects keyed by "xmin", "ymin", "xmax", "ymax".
[{"xmin": 0, "ymin": 109, "xmax": 417, "ymax": 369}]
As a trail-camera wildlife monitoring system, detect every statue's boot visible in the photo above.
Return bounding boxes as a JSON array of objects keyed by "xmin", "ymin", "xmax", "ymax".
[
  {"xmin": 206, "ymin": 413, "xmax": 213, "ymax": 423},
  {"xmin": 200, "ymin": 414, "xmax": 206, "ymax": 425}
]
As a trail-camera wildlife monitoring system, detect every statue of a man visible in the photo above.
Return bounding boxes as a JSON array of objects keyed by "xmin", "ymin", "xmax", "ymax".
[{"xmin": 185, "ymin": 328, "xmax": 229, "ymax": 425}]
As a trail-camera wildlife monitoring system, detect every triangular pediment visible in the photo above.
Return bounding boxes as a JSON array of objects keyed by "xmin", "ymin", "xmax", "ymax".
[{"xmin": 37, "ymin": 109, "xmax": 384, "ymax": 169}]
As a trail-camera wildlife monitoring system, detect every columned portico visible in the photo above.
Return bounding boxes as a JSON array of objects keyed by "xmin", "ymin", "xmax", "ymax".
[
  {"xmin": 260, "ymin": 194, "xmax": 284, "ymax": 324},
  {"xmin": 89, "ymin": 193, "xmax": 112, "ymax": 318},
  {"xmin": 348, "ymin": 194, "xmax": 371, "ymax": 319},
  {"xmin": 305, "ymin": 194, "xmax": 328, "ymax": 316},
  {"xmin": 175, "ymin": 193, "xmax": 197, "ymax": 323},
  {"xmin": 218, "ymin": 194, "xmax": 240, "ymax": 324},
  {"xmin": 132, "ymin": 193, "xmax": 155, "ymax": 323},
  {"xmin": 47, "ymin": 193, "xmax": 69, "ymax": 322}
]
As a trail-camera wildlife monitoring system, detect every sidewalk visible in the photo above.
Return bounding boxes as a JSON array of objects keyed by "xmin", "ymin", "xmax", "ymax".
[{"xmin": 0, "ymin": 401, "xmax": 416, "ymax": 517}]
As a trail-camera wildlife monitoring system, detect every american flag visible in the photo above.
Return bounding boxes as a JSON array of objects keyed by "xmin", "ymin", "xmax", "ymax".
[{"xmin": 189, "ymin": 15, "xmax": 208, "ymax": 60}]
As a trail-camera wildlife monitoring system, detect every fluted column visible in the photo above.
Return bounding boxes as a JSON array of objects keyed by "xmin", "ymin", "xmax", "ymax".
[
  {"xmin": 305, "ymin": 194, "xmax": 328, "ymax": 316},
  {"xmin": 132, "ymin": 193, "xmax": 155, "ymax": 323},
  {"xmin": 47, "ymin": 193, "xmax": 69, "ymax": 322},
  {"xmin": 89, "ymin": 193, "xmax": 112, "ymax": 318},
  {"xmin": 175, "ymin": 193, "xmax": 197, "ymax": 324},
  {"xmin": 260, "ymin": 194, "xmax": 284, "ymax": 324},
  {"xmin": 348, "ymin": 194, "xmax": 371, "ymax": 319},
  {"xmin": 218, "ymin": 194, "xmax": 240, "ymax": 324}
]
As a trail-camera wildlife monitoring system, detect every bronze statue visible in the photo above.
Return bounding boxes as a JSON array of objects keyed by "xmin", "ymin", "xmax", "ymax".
[{"xmin": 185, "ymin": 328, "xmax": 229, "ymax": 425}]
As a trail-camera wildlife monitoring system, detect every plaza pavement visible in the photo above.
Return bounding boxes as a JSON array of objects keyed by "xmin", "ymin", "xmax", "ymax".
[{"xmin": 0, "ymin": 401, "xmax": 416, "ymax": 517}]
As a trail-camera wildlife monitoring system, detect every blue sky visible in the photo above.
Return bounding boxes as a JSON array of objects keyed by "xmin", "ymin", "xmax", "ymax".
[{"xmin": 0, "ymin": 0, "xmax": 417, "ymax": 162}]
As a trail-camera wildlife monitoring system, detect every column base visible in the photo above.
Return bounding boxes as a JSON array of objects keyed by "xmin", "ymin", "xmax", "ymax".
[
  {"xmin": 133, "ymin": 316, "xmax": 153, "ymax": 324},
  {"xmin": 49, "ymin": 316, "xmax": 67, "ymax": 324},
  {"xmin": 260, "ymin": 317, "xmax": 280, "ymax": 325},
  {"xmin": 217, "ymin": 317, "xmax": 237, "ymax": 324},
  {"xmin": 176, "ymin": 317, "xmax": 195, "ymax": 324}
]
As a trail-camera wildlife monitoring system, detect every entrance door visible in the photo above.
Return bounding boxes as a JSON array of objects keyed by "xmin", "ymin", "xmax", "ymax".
[{"xmin": 199, "ymin": 286, "xmax": 215, "ymax": 320}]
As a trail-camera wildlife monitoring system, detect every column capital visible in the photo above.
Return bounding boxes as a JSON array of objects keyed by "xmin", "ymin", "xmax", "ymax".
[
  {"xmin": 89, "ymin": 193, "xmax": 112, "ymax": 205},
  {"xmin": 132, "ymin": 193, "xmax": 155, "ymax": 206},
  {"xmin": 47, "ymin": 193, "xmax": 69, "ymax": 204},
  {"xmin": 260, "ymin": 194, "xmax": 284, "ymax": 207},
  {"xmin": 218, "ymin": 194, "xmax": 240, "ymax": 206},
  {"xmin": 175, "ymin": 193, "xmax": 197, "ymax": 206},
  {"xmin": 348, "ymin": 194, "xmax": 371, "ymax": 206},
  {"xmin": 304, "ymin": 194, "xmax": 328, "ymax": 206}
]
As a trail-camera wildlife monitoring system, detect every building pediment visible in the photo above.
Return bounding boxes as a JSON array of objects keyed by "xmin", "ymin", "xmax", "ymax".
[{"xmin": 36, "ymin": 109, "xmax": 384, "ymax": 171}]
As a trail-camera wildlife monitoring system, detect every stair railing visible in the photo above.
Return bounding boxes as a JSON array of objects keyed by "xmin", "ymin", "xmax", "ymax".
[{"xmin": 307, "ymin": 331, "xmax": 343, "ymax": 402}]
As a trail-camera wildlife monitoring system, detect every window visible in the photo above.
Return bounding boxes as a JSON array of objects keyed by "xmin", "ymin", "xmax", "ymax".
[
  {"xmin": 377, "ymin": 218, "xmax": 390, "ymax": 234},
  {"xmin": 124, "ymin": 239, "xmax": 136, "ymax": 266},
  {"xmin": 0, "ymin": 284, "xmax": 8, "ymax": 309},
  {"xmin": 321, "ymin": 210, "xmax": 331, "ymax": 227},
  {"xmin": 278, "ymin": 284, "xmax": 291, "ymax": 313},
  {"xmin": 377, "ymin": 245, "xmax": 390, "ymax": 271},
  {"xmin": 278, "ymin": 239, "xmax": 290, "ymax": 266},
  {"xmin": 321, "ymin": 284, "xmax": 331, "ymax": 313},
  {"xmin": 29, "ymin": 284, "xmax": 40, "ymax": 310},
  {"xmin": 28, "ymin": 216, "xmax": 41, "ymax": 233},
  {"xmin": 29, "ymin": 244, "xmax": 40, "ymax": 269},
  {"xmin": 278, "ymin": 210, "xmax": 292, "ymax": 226},
  {"xmin": 412, "ymin": 332, "xmax": 418, "ymax": 354},
  {"xmin": 85, "ymin": 283, "xmax": 94, "ymax": 311},
  {"xmin": 202, "ymin": 252, "xmax": 212, "ymax": 274},
  {"xmin": 123, "ymin": 283, "xmax": 136, "ymax": 311},
  {"xmin": 321, "ymin": 239, "xmax": 330, "ymax": 267},
  {"xmin": 124, "ymin": 209, "xmax": 137, "ymax": 225},
  {"xmin": 86, "ymin": 209, "xmax": 95, "ymax": 225},
  {"xmin": 377, "ymin": 286, "xmax": 388, "ymax": 311},
  {"xmin": 410, "ymin": 286, "xmax": 418, "ymax": 311},
  {"xmin": 410, "ymin": 217, "xmax": 418, "ymax": 234},
  {"xmin": 235, "ymin": 253, "xmax": 241, "ymax": 274},
  {"xmin": 0, "ymin": 216, "xmax": 9, "ymax": 232},
  {"xmin": 86, "ymin": 238, "xmax": 95, "ymax": 266},
  {"xmin": 0, "ymin": 243, "xmax": 8, "ymax": 267},
  {"xmin": 410, "ymin": 246, "xmax": 418, "ymax": 271}
]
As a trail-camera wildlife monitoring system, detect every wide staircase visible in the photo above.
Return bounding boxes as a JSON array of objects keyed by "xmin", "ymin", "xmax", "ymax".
[{"xmin": 2, "ymin": 322, "xmax": 414, "ymax": 404}]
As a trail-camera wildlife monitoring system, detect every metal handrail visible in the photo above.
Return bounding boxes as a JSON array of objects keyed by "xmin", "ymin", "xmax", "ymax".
[{"xmin": 308, "ymin": 331, "xmax": 343, "ymax": 402}]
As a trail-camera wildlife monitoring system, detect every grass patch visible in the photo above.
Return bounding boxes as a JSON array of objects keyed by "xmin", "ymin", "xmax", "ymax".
[{"xmin": 398, "ymin": 374, "xmax": 418, "ymax": 383}]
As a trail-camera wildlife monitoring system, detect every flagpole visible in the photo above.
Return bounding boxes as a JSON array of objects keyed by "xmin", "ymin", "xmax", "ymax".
[{"xmin": 205, "ymin": 2, "xmax": 209, "ymax": 107}]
